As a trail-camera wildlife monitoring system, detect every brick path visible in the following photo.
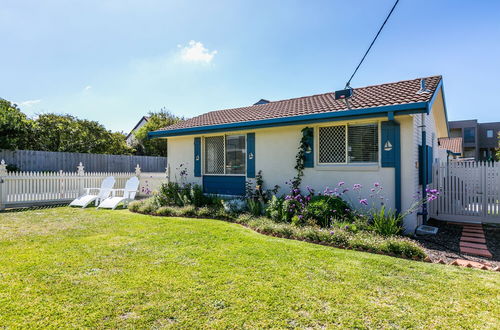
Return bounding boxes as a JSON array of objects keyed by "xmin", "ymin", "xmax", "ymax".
[{"xmin": 458, "ymin": 223, "xmax": 492, "ymax": 258}]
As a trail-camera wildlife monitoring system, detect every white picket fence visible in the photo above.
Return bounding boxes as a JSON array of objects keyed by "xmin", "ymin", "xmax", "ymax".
[
  {"xmin": 0, "ymin": 160, "xmax": 168, "ymax": 209},
  {"xmin": 429, "ymin": 161, "xmax": 500, "ymax": 223}
]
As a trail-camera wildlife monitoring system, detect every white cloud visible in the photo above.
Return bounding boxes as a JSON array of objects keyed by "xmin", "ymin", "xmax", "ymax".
[
  {"xmin": 18, "ymin": 99, "xmax": 41, "ymax": 107},
  {"xmin": 178, "ymin": 40, "xmax": 217, "ymax": 64},
  {"xmin": 84, "ymin": 85, "xmax": 92, "ymax": 91}
]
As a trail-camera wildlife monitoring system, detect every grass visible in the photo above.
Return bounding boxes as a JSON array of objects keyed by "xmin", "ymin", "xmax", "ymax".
[{"xmin": 0, "ymin": 208, "xmax": 499, "ymax": 328}]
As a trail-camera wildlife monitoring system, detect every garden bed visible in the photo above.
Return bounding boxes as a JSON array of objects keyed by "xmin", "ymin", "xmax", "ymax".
[{"xmin": 128, "ymin": 199, "xmax": 427, "ymax": 261}]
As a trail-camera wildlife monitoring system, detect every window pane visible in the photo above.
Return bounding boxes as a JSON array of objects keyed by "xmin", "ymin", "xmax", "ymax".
[
  {"xmin": 204, "ymin": 136, "xmax": 225, "ymax": 174},
  {"xmin": 319, "ymin": 126, "xmax": 346, "ymax": 163},
  {"xmin": 225, "ymin": 135, "xmax": 246, "ymax": 174},
  {"xmin": 348, "ymin": 124, "xmax": 378, "ymax": 163},
  {"xmin": 464, "ymin": 127, "xmax": 475, "ymax": 143},
  {"xmin": 487, "ymin": 130, "xmax": 494, "ymax": 138}
]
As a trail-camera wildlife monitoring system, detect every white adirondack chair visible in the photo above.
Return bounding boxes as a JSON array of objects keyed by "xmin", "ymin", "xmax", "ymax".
[
  {"xmin": 69, "ymin": 176, "xmax": 115, "ymax": 208},
  {"xmin": 97, "ymin": 176, "xmax": 139, "ymax": 210}
]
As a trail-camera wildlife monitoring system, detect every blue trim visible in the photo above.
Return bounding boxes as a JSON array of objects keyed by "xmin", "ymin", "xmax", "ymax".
[
  {"xmin": 303, "ymin": 127, "xmax": 314, "ymax": 168},
  {"xmin": 194, "ymin": 137, "xmax": 201, "ymax": 177},
  {"xmin": 421, "ymin": 131, "xmax": 428, "ymax": 224},
  {"xmin": 203, "ymin": 176, "xmax": 245, "ymax": 195},
  {"xmin": 149, "ymin": 102, "xmax": 428, "ymax": 138},
  {"xmin": 247, "ymin": 132, "xmax": 255, "ymax": 178},
  {"xmin": 426, "ymin": 78, "xmax": 450, "ymax": 136},
  {"xmin": 380, "ymin": 121, "xmax": 401, "ymax": 213}
]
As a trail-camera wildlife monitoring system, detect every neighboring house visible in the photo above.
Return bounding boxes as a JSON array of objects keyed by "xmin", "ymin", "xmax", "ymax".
[
  {"xmin": 149, "ymin": 76, "xmax": 449, "ymax": 232},
  {"xmin": 448, "ymin": 120, "xmax": 500, "ymax": 160},
  {"xmin": 126, "ymin": 116, "xmax": 150, "ymax": 146},
  {"xmin": 438, "ymin": 137, "xmax": 462, "ymax": 159}
]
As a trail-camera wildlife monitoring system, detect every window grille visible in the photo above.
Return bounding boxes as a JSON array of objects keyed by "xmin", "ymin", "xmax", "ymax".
[
  {"xmin": 318, "ymin": 126, "xmax": 346, "ymax": 163},
  {"xmin": 348, "ymin": 124, "xmax": 378, "ymax": 163},
  {"xmin": 204, "ymin": 136, "xmax": 225, "ymax": 174}
]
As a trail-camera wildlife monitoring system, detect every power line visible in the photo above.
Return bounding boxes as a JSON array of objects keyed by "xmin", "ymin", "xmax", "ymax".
[{"xmin": 345, "ymin": 0, "xmax": 400, "ymax": 89}]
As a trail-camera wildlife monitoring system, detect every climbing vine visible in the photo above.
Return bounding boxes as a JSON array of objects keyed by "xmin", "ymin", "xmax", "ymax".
[{"xmin": 292, "ymin": 127, "xmax": 313, "ymax": 189}]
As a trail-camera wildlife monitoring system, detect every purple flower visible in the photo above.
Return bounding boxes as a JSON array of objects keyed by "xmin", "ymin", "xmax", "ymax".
[
  {"xmin": 330, "ymin": 231, "xmax": 335, "ymax": 235},
  {"xmin": 359, "ymin": 199, "xmax": 368, "ymax": 206},
  {"xmin": 370, "ymin": 188, "xmax": 375, "ymax": 192},
  {"xmin": 374, "ymin": 182, "xmax": 380, "ymax": 187},
  {"xmin": 353, "ymin": 183, "xmax": 362, "ymax": 190},
  {"xmin": 338, "ymin": 181, "xmax": 345, "ymax": 187}
]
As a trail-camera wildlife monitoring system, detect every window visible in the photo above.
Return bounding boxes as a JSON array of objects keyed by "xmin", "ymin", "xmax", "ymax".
[
  {"xmin": 204, "ymin": 134, "xmax": 246, "ymax": 175},
  {"xmin": 487, "ymin": 129, "xmax": 494, "ymax": 138},
  {"xmin": 318, "ymin": 123, "xmax": 378, "ymax": 164},
  {"xmin": 463, "ymin": 127, "xmax": 475, "ymax": 143}
]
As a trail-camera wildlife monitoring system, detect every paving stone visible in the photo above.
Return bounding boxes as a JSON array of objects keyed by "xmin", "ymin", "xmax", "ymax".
[
  {"xmin": 460, "ymin": 247, "xmax": 493, "ymax": 258},
  {"xmin": 460, "ymin": 236, "xmax": 486, "ymax": 243},
  {"xmin": 460, "ymin": 241, "xmax": 488, "ymax": 249}
]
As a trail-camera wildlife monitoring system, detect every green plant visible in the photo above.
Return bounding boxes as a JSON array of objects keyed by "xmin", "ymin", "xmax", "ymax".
[
  {"xmin": 291, "ymin": 127, "xmax": 313, "ymax": 189},
  {"xmin": 138, "ymin": 199, "xmax": 158, "ymax": 214},
  {"xmin": 196, "ymin": 207, "xmax": 212, "ymax": 218},
  {"xmin": 265, "ymin": 195, "xmax": 284, "ymax": 222},
  {"xmin": 128, "ymin": 200, "xmax": 144, "ymax": 212},
  {"xmin": 175, "ymin": 205, "xmax": 197, "ymax": 217},
  {"xmin": 303, "ymin": 195, "xmax": 353, "ymax": 227},
  {"xmin": 155, "ymin": 206, "xmax": 176, "ymax": 216},
  {"xmin": 247, "ymin": 199, "xmax": 263, "ymax": 216},
  {"xmin": 370, "ymin": 206, "xmax": 403, "ymax": 236}
]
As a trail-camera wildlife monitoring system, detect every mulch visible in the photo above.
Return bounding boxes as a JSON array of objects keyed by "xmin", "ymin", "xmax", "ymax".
[{"xmin": 416, "ymin": 219, "xmax": 500, "ymax": 268}]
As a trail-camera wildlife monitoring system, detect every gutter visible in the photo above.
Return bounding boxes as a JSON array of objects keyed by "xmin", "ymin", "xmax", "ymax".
[{"xmin": 148, "ymin": 102, "xmax": 429, "ymax": 139}]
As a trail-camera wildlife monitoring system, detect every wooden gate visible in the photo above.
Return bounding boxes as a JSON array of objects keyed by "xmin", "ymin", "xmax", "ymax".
[{"xmin": 429, "ymin": 161, "xmax": 500, "ymax": 223}]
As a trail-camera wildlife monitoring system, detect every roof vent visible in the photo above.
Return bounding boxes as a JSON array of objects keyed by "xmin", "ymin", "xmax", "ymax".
[
  {"xmin": 253, "ymin": 99, "xmax": 270, "ymax": 105},
  {"xmin": 417, "ymin": 78, "xmax": 430, "ymax": 94}
]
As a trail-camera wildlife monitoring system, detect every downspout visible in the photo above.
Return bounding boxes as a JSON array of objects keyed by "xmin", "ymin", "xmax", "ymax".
[{"xmin": 419, "ymin": 113, "xmax": 428, "ymax": 225}]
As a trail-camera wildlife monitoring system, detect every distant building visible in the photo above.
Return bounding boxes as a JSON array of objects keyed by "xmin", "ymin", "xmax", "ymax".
[
  {"xmin": 126, "ymin": 116, "xmax": 150, "ymax": 146},
  {"xmin": 447, "ymin": 120, "xmax": 500, "ymax": 160}
]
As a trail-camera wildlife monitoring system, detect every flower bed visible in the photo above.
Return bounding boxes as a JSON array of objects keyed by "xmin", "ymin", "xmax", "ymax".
[{"xmin": 128, "ymin": 198, "xmax": 427, "ymax": 260}]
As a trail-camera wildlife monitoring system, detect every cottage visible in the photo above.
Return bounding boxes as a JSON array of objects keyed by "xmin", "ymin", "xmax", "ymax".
[{"xmin": 149, "ymin": 76, "xmax": 449, "ymax": 232}]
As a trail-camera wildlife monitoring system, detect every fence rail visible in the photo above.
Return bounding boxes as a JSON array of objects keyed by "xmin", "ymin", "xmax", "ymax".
[
  {"xmin": 0, "ymin": 149, "xmax": 167, "ymax": 172},
  {"xmin": 0, "ymin": 160, "xmax": 167, "ymax": 209}
]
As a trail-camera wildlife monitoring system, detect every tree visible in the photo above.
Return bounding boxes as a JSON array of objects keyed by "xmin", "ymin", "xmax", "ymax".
[
  {"xmin": 32, "ymin": 113, "xmax": 134, "ymax": 154},
  {"xmin": 0, "ymin": 98, "xmax": 34, "ymax": 150},
  {"xmin": 133, "ymin": 108, "xmax": 183, "ymax": 157}
]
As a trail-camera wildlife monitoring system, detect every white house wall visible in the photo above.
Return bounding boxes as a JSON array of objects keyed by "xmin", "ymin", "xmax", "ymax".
[{"xmin": 166, "ymin": 116, "xmax": 421, "ymax": 230}]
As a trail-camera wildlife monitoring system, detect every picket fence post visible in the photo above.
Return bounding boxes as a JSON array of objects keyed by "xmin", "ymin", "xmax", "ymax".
[
  {"xmin": 77, "ymin": 162, "xmax": 85, "ymax": 195},
  {"xmin": 0, "ymin": 160, "xmax": 7, "ymax": 210}
]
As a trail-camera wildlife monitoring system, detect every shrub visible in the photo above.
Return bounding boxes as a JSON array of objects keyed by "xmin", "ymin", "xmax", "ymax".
[
  {"xmin": 156, "ymin": 182, "xmax": 206, "ymax": 207},
  {"xmin": 222, "ymin": 199, "xmax": 246, "ymax": 214},
  {"xmin": 247, "ymin": 199, "xmax": 263, "ymax": 216},
  {"xmin": 196, "ymin": 207, "xmax": 212, "ymax": 218},
  {"xmin": 266, "ymin": 195, "xmax": 284, "ymax": 222},
  {"xmin": 370, "ymin": 206, "xmax": 403, "ymax": 236},
  {"xmin": 235, "ymin": 213, "xmax": 254, "ymax": 225},
  {"xmin": 175, "ymin": 205, "xmax": 197, "ymax": 217},
  {"xmin": 155, "ymin": 206, "xmax": 176, "ymax": 216},
  {"xmin": 138, "ymin": 198, "xmax": 158, "ymax": 214},
  {"xmin": 128, "ymin": 200, "xmax": 143, "ymax": 212},
  {"xmin": 382, "ymin": 237, "xmax": 426, "ymax": 259},
  {"xmin": 303, "ymin": 195, "xmax": 353, "ymax": 227}
]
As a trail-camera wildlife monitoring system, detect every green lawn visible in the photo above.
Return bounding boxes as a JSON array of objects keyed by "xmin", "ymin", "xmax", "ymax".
[{"xmin": 0, "ymin": 208, "xmax": 499, "ymax": 328}]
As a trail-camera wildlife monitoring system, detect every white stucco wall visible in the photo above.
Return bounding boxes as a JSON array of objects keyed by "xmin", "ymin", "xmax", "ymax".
[{"xmin": 166, "ymin": 117, "xmax": 427, "ymax": 226}]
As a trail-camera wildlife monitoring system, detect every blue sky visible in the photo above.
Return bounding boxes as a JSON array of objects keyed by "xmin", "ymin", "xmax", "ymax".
[{"xmin": 1, "ymin": 0, "xmax": 500, "ymax": 132}]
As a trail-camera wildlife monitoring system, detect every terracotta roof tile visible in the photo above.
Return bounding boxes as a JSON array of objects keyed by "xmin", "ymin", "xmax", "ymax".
[
  {"xmin": 159, "ymin": 76, "xmax": 442, "ymax": 132},
  {"xmin": 438, "ymin": 137, "xmax": 462, "ymax": 154}
]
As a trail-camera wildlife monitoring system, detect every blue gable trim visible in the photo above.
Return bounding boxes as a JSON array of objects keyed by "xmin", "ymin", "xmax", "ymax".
[{"xmin": 149, "ymin": 102, "xmax": 428, "ymax": 138}]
